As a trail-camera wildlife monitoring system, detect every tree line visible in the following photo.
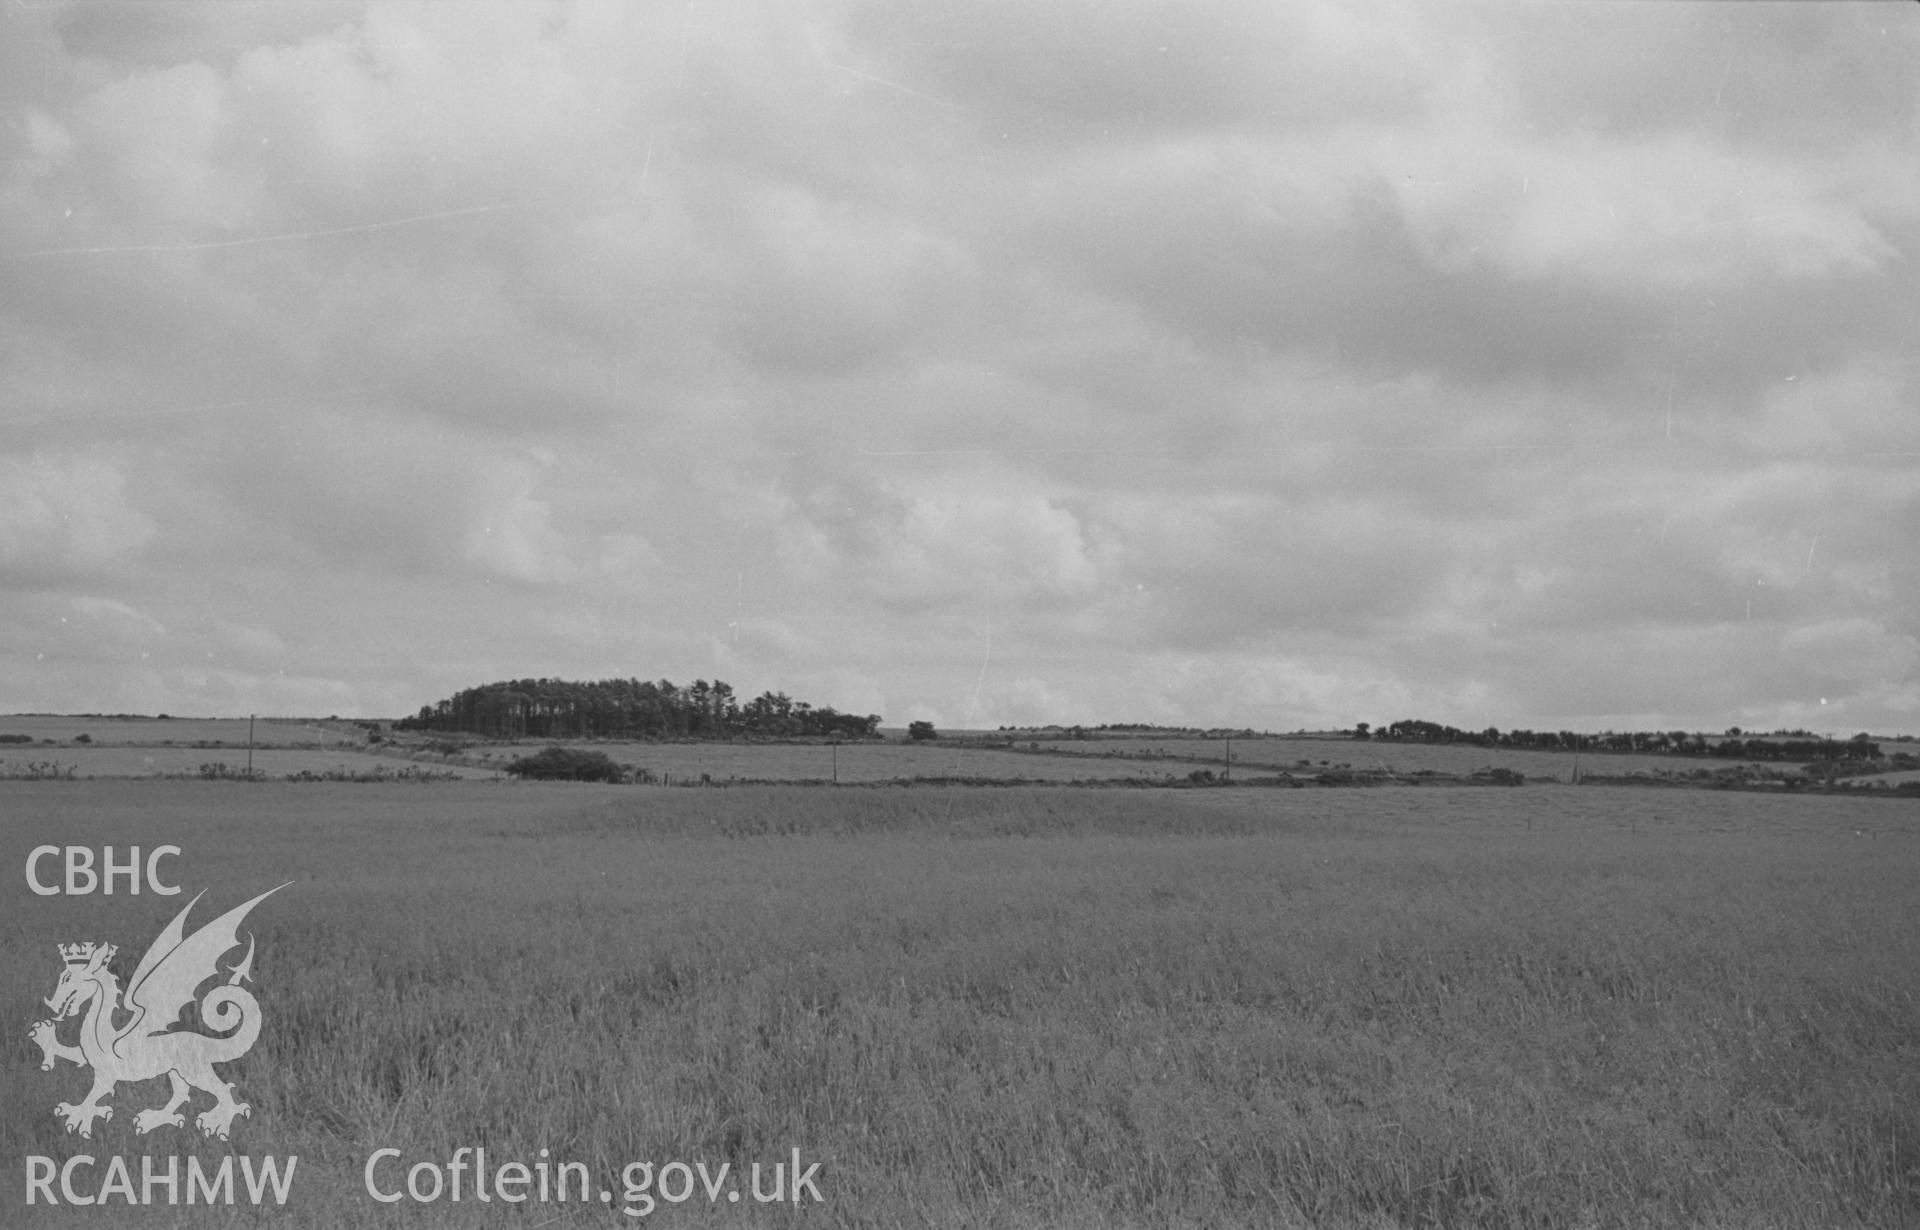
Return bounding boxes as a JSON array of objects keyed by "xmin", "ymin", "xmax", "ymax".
[
  {"xmin": 399, "ymin": 677, "xmax": 881, "ymax": 740},
  {"xmin": 1359, "ymin": 719, "xmax": 1882, "ymax": 762}
]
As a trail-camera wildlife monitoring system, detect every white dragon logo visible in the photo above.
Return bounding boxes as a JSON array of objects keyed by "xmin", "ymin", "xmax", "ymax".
[{"xmin": 28, "ymin": 884, "xmax": 289, "ymax": 1140}]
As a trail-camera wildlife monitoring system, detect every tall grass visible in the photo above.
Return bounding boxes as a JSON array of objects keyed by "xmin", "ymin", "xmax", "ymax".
[{"xmin": 3, "ymin": 782, "xmax": 1916, "ymax": 1227}]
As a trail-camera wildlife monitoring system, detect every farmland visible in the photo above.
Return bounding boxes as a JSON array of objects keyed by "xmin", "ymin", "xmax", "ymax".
[
  {"xmin": 580, "ymin": 738, "xmax": 1211, "ymax": 784},
  {"xmin": 1002, "ymin": 733, "xmax": 1780, "ymax": 782},
  {"xmin": 4, "ymin": 775, "xmax": 1917, "ymax": 1228},
  {"xmin": 13, "ymin": 714, "xmax": 1898, "ymax": 789},
  {"xmin": 0, "ymin": 745, "xmax": 495, "ymax": 781},
  {"xmin": 0, "ymin": 715, "xmax": 349, "ymax": 747}
]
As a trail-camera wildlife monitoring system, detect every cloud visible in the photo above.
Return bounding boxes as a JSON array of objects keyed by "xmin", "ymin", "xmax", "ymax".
[
  {"xmin": 461, "ymin": 459, "xmax": 576, "ymax": 586},
  {"xmin": 777, "ymin": 470, "xmax": 1102, "ymax": 613},
  {"xmin": 845, "ymin": 0, "xmax": 1435, "ymax": 136},
  {"xmin": 0, "ymin": 454, "xmax": 156, "ymax": 578},
  {"xmin": 1778, "ymin": 618, "xmax": 1919, "ymax": 695},
  {"xmin": 1, "ymin": 0, "xmax": 1915, "ymax": 733}
]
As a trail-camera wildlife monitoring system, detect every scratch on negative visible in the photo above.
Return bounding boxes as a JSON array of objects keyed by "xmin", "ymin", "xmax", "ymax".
[
  {"xmin": 853, "ymin": 445, "xmax": 1565, "ymax": 458},
  {"xmin": 820, "ymin": 59, "xmax": 959, "ymax": 110},
  {"xmin": 1, "ymin": 202, "xmax": 523, "ymax": 260}
]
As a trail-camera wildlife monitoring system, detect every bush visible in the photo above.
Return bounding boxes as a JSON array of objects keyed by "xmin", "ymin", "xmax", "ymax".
[
  {"xmin": 286, "ymin": 764, "xmax": 461, "ymax": 783},
  {"xmin": 197, "ymin": 762, "xmax": 263, "ymax": 781},
  {"xmin": 505, "ymin": 746, "xmax": 629, "ymax": 783},
  {"xmin": 907, "ymin": 720, "xmax": 937, "ymax": 741}
]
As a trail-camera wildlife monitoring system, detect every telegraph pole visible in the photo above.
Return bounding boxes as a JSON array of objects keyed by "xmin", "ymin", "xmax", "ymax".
[{"xmin": 247, "ymin": 714, "xmax": 255, "ymax": 779}]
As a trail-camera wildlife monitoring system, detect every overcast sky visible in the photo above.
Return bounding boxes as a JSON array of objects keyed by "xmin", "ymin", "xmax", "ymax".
[{"xmin": 2, "ymin": 1, "xmax": 1916, "ymax": 733}]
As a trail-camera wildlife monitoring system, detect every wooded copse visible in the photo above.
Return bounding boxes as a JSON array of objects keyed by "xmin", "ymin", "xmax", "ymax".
[{"xmin": 399, "ymin": 678, "xmax": 881, "ymax": 740}]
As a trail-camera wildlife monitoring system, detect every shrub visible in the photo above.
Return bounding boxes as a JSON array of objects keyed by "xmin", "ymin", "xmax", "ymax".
[
  {"xmin": 73, "ymin": 732, "xmax": 92, "ymax": 744},
  {"xmin": 505, "ymin": 746, "xmax": 629, "ymax": 783},
  {"xmin": 197, "ymin": 762, "xmax": 262, "ymax": 781},
  {"xmin": 907, "ymin": 720, "xmax": 937, "ymax": 741},
  {"xmin": 285, "ymin": 764, "xmax": 461, "ymax": 783}
]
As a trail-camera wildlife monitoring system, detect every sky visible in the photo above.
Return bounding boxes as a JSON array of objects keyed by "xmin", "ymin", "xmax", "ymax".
[{"xmin": 1, "ymin": 0, "xmax": 1917, "ymax": 734}]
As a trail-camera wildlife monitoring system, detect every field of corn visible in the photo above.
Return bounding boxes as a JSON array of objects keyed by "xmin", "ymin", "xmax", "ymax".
[{"xmin": 4, "ymin": 776, "xmax": 1917, "ymax": 1228}]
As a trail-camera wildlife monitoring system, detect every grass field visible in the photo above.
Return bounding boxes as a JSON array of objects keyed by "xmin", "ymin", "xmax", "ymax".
[
  {"xmin": 0, "ymin": 746, "xmax": 496, "ymax": 781},
  {"xmin": 0, "ymin": 716, "xmax": 355, "ymax": 747},
  {"xmin": 0, "ymin": 715, "xmax": 1813, "ymax": 786},
  {"xmin": 530, "ymin": 739, "xmax": 1213, "ymax": 784},
  {"xmin": 1009, "ymin": 735, "xmax": 1775, "ymax": 782},
  {"xmin": 0, "ymin": 715, "xmax": 1276, "ymax": 784},
  {"xmin": 4, "ymin": 778, "xmax": 1917, "ymax": 1227}
]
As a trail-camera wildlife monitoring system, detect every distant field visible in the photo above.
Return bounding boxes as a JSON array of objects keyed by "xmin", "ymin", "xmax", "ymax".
[
  {"xmin": 0, "ymin": 715, "xmax": 356, "ymax": 748},
  {"xmin": 0, "ymin": 715, "xmax": 492, "ymax": 780},
  {"xmin": 3, "ymin": 715, "xmax": 1827, "ymax": 786},
  {"xmin": 418, "ymin": 735, "xmax": 1678, "ymax": 786},
  {"xmin": 1851, "ymin": 768, "xmax": 1920, "ymax": 786},
  {"xmin": 4, "ymin": 780, "xmax": 1916, "ymax": 1227},
  {"xmin": 1011, "ymin": 734, "xmax": 1779, "ymax": 781},
  {"xmin": 470, "ymin": 738, "xmax": 1215, "ymax": 783},
  {"xmin": 0, "ymin": 746, "xmax": 496, "ymax": 780},
  {"xmin": 14, "ymin": 715, "xmax": 1893, "ymax": 786}
]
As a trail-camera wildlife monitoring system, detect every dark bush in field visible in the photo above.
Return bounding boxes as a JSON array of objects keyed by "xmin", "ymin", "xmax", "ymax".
[{"xmin": 505, "ymin": 746, "xmax": 629, "ymax": 783}]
